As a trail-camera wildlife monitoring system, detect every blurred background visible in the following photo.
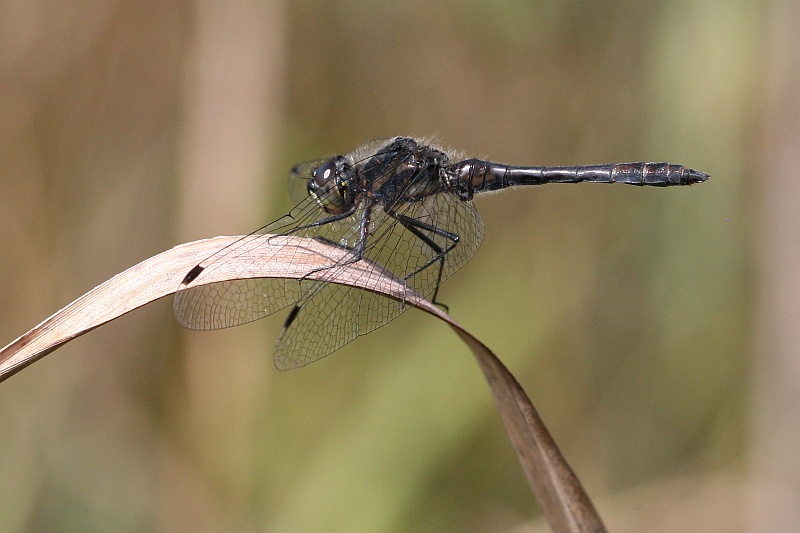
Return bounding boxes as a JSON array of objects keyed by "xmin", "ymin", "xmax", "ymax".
[{"xmin": 0, "ymin": 0, "xmax": 793, "ymax": 531}]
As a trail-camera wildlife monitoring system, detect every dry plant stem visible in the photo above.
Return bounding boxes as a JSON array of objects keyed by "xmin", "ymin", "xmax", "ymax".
[{"xmin": 0, "ymin": 235, "xmax": 605, "ymax": 532}]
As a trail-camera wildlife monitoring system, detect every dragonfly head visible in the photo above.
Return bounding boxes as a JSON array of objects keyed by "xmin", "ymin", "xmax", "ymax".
[{"xmin": 307, "ymin": 156, "xmax": 352, "ymax": 214}]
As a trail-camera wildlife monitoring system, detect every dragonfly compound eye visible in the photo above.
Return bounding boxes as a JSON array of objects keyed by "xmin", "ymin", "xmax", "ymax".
[
  {"xmin": 308, "ymin": 158, "xmax": 350, "ymax": 214},
  {"xmin": 311, "ymin": 160, "xmax": 336, "ymax": 187}
]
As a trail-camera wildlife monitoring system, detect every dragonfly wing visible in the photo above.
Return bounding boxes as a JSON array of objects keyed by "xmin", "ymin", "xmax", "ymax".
[
  {"xmin": 173, "ymin": 192, "xmax": 362, "ymax": 330},
  {"xmin": 175, "ymin": 154, "xmax": 485, "ymax": 366},
  {"xmin": 272, "ymin": 192, "xmax": 485, "ymax": 369},
  {"xmin": 274, "ymin": 275, "xmax": 408, "ymax": 369},
  {"xmin": 366, "ymin": 189, "xmax": 485, "ymax": 301}
]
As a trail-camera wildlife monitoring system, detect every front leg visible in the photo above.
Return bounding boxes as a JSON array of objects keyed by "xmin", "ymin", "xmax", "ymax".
[{"xmin": 298, "ymin": 205, "xmax": 373, "ymax": 282}]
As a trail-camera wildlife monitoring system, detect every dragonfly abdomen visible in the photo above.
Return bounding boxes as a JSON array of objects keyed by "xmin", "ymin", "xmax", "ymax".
[{"xmin": 453, "ymin": 159, "xmax": 709, "ymax": 195}]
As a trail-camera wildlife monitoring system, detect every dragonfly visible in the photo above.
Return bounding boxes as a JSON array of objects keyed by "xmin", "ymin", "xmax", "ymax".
[{"xmin": 174, "ymin": 136, "xmax": 708, "ymax": 369}]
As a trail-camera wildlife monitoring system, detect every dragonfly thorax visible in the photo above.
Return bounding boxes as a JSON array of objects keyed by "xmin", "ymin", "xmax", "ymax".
[{"xmin": 365, "ymin": 139, "xmax": 452, "ymax": 205}]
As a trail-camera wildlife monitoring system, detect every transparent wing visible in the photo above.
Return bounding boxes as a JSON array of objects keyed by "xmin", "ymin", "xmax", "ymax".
[
  {"xmin": 175, "ymin": 139, "xmax": 485, "ymax": 369},
  {"xmin": 173, "ymin": 187, "xmax": 365, "ymax": 330},
  {"xmin": 273, "ymin": 183, "xmax": 485, "ymax": 369}
]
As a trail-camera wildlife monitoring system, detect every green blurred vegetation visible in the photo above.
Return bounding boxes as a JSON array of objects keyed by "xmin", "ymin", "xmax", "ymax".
[{"xmin": 0, "ymin": 0, "xmax": 768, "ymax": 531}]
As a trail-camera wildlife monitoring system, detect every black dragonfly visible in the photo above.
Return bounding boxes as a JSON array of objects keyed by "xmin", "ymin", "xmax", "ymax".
[{"xmin": 174, "ymin": 136, "xmax": 708, "ymax": 369}]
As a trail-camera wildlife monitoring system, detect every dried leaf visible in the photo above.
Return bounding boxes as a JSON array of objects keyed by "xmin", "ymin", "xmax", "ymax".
[{"xmin": 0, "ymin": 235, "xmax": 605, "ymax": 532}]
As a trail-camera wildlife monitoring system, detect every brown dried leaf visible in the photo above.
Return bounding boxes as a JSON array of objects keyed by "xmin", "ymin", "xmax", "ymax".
[{"xmin": 0, "ymin": 235, "xmax": 605, "ymax": 532}]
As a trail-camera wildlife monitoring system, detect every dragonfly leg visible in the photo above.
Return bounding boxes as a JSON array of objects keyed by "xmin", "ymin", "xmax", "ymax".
[
  {"xmin": 297, "ymin": 206, "xmax": 372, "ymax": 282},
  {"xmin": 268, "ymin": 206, "xmax": 359, "ymax": 245},
  {"xmin": 390, "ymin": 212, "xmax": 459, "ymax": 311}
]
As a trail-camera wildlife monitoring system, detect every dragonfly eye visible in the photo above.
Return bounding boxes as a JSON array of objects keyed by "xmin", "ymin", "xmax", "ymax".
[
  {"xmin": 308, "ymin": 160, "xmax": 337, "ymax": 196},
  {"xmin": 308, "ymin": 158, "xmax": 350, "ymax": 214},
  {"xmin": 312, "ymin": 160, "xmax": 337, "ymax": 186}
]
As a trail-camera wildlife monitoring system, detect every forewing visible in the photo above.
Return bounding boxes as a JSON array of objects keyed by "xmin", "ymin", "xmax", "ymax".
[{"xmin": 173, "ymin": 191, "xmax": 365, "ymax": 330}]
